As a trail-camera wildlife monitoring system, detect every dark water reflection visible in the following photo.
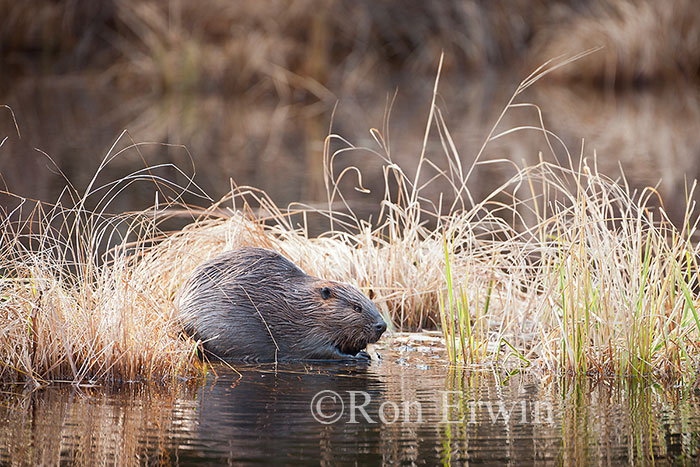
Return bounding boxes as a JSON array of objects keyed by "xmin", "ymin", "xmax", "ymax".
[
  {"xmin": 2, "ymin": 75, "xmax": 699, "ymax": 229},
  {"xmin": 2, "ymin": 335, "xmax": 700, "ymax": 465}
]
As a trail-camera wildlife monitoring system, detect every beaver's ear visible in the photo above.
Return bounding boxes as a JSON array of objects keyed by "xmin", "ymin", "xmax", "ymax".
[{"xmin": 321, "ymin": 287, "xmax": 332, "ymax": 299}]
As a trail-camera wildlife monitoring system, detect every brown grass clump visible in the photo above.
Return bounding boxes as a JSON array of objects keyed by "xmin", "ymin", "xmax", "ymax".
[
  {"xmin": 432, "ymin": 57, "xmax": 700, "ymax": 379},
  {"xmin": 0, "ymin": 149, "xmax": 209, "ymax": 386},
  {"xmin": 1, "ymin": 54, "xmax": 700, "ymax": 385}
]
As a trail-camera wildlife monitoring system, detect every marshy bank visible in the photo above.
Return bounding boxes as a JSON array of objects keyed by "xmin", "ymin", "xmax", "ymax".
[{"xmin": 2, "ymin": 54, "xmax": 700, "ymax": 385}]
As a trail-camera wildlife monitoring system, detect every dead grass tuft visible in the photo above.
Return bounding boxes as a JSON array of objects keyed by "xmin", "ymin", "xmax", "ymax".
[{"xmin": 1, "ymin": 53, "xmax": 699, "ymax": 385}]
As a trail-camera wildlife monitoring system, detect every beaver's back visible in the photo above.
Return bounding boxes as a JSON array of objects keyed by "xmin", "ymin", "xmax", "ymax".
[
  {"xmin": 176, "ymin": 247, "xmax": 386, "ymax": 361},
  {"xmin": 176, "ymin": 248, "xmax": 309, "ymax": 359}
]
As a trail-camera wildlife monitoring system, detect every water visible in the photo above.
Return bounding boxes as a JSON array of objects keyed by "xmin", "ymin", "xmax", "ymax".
[
  {"xmin": 2, "ymin": 333, "xmax": 700, "ymax": 465},
  {"xmin": 2, "ymin": 75, "xmax": 700, "ymax": 229}
]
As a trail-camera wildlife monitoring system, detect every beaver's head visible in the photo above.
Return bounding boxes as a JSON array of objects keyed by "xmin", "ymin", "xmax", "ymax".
[{"xmin": 307, "ymin": 280, "xmax": 387, "ymax": 357}]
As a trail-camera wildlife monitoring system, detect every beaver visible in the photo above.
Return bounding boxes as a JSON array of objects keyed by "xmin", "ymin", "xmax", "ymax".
[{"xmin": 176, "ymin": 247, "xmax": 387, "ymax": 361}]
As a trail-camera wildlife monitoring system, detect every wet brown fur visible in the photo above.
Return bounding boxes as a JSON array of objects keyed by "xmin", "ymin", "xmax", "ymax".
[{"xmin": 176, "ymin": 247, "xmax": 386, "ymax": 361}]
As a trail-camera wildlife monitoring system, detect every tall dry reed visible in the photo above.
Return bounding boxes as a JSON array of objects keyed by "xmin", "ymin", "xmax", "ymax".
[{"xmin": 1, "ymin": 53, "xmax": 699, "ymax": 385}]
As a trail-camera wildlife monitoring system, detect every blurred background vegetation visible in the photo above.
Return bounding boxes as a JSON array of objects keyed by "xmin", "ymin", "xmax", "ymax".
[{"xmin": 1, "ymin": 0, "xmax": 699, "ymax": 226}]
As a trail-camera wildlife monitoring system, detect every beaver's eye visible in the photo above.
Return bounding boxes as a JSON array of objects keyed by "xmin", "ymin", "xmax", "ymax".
[
  {"xmin": 353, "ymin": 304, "xmax": 362, "ymax": 313},
  {"xmin": 321, "ymin": 287, "xmax": 332, "ymax": 299}
]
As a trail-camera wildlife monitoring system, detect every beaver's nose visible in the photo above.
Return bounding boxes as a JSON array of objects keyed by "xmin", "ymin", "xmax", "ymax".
[{"xmin": 374, "ymin": 320, "xmax": 387, "ymax": 335}]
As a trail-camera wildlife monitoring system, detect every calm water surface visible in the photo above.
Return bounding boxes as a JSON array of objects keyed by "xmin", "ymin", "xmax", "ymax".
[
  {"xmin": 1, "ymin": 333, "xmax": 700, "ymax": 465},
  {"xmin": 2, "ymin": 75, "xmax": 700, "ymax": 230}
]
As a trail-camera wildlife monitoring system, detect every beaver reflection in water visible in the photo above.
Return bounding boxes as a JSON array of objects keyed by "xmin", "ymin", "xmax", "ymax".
[{"xmin": 176, "ymin": 247, "xmax": 387, "ymax": 361}]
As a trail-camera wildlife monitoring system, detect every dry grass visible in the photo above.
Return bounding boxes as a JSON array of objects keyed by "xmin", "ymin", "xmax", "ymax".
[
  {"xmin": 0, "ymin": 139, "xmax": 210, "ymax": 386},
  {"xmin": 1, "ymin": 53, "xmax": 700, "ymax": 386},
  {"xmin": 434, "ymin": 58, "xmax": 700, "ymax": 379},
  {"xmin": 440, "ymin": 159, "xmax": 700, "ymax": 377}
]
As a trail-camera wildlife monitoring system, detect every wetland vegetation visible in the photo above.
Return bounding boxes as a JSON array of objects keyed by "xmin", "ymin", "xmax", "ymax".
[
  {"xmin": 2, "ymin": 54, "xmax": 700, "ymax": 385},
  {"xmin": 2, "ymin": 0, "xmax": 700, "ymax": 464}
]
